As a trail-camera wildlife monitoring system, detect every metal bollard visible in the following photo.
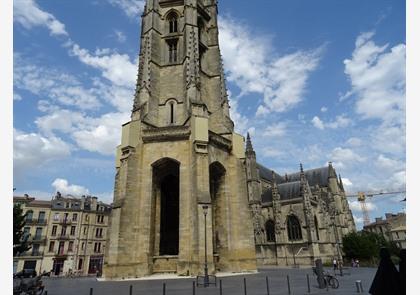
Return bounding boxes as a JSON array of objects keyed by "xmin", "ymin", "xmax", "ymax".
[
  {"xmin": 287, "ymin": 275, "xmax": 291, "ymax": 295},
  {"xmin": 307, "ymin": 274, "xmax": 311, "ymax": 293},
  {"xmin": 163, "ymin": 283, "xmax": 166, "ymax": 295},
  {"xmin": 243, "ymin": 277, "xmax": 247, "ymax": 295},
  {"xmin": 355, "ymin": 280, "xmax": 364, "ymax": 293},
  {"xmin": 266, "ymin": 276, "xmax": 270, "ymax": 295},
  {"xmin": 219, "ymin": 279, "xmax": 223, "ymax": 295},
  {"xmin": 90, "ymin": 287, "xmax": 93, "ymax": 295},
  {"xmin": 129, "ymin": 285, "xmax": 133, "ymax": 295},
  {"xmin": 192, "ymin": 281, "xmax": 195, "ymax": 295}
]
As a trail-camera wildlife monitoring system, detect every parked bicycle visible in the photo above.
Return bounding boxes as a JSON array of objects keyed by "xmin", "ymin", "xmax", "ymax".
[{"xmin": 323, "ymin": 272, "xmax": 339, "ymax": 289}]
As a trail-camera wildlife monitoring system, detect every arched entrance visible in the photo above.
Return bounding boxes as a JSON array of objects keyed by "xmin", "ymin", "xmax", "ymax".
[
  {"xmin": 209, "ymin": 162, "xmax": 226, "ymax": 269},
  {"xmin": 152, "ymin": 158, "xmax": 180, "ymax": 256}
]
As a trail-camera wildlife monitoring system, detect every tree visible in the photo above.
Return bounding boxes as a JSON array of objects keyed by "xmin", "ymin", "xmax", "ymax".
[
  {"xmin": 13, "ymin": 203, "xmax": 31, "ymax": 256},
  {"xmin": 342, "ymin": 231, "xmax": 390, "ymax": 261}
]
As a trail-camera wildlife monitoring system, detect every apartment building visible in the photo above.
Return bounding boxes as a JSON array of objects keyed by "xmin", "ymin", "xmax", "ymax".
[
  {"xmin": 13, "ymin": 193, "xmax": 111, "ymax": 276},
  {"xmin": 363, "ymin": 212, "xmax": 406, "ymax": 249},
  {"xmin": 13, "ymin": 195, "xmax": 52, "ymax": 274}
]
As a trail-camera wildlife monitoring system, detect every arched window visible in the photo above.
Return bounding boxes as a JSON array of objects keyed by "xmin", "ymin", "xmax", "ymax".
[
  {"xmin": 314, "ymin": 216, "xmax": 320, "ymax": 240},
  {"xmin": 167, "ymin": 39, "xmax": 178, "ymax": 63},
  {"xmin": 265, "ymin": 220, "xmax": 275, "ymax": 242},
  {"xmin": 167, "ymin": 12, "xmax": 178, "ymax": 33},
  {"xmin": 169, "ymin": 101, "xmax": 175, "ymax": 124},
  {"xmin": 287, "ymin": 215, "xmax": 302, "ymax": 241}
]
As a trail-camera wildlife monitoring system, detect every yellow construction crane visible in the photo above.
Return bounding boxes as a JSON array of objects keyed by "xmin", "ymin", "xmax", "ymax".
[{"xmin": 346, "ymin": 191, "xmax": 406, "ymax": 226}]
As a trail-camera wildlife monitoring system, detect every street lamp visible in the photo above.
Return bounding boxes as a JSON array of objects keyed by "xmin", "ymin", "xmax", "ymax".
[
  {"xmin": 203, "ymin": 205, "xmax": 209, "ymax": 287},
  {"xmin": 196, "ymin": 205, "xmax": 216, "ymax": 287}
]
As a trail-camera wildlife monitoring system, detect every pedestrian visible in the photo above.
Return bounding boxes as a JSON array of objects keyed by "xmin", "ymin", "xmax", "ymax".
[
  {"xmin": 369, "ymin": 247, "xmax": 401, "ymax": 295},
  {"xmin": 333, "ymin": 258, "xmax": 337, "ymax": 271},
  {"xmin": 355, "ymin": 258, "xmax": 360, "ymax": 267},
  {"xmin": 351, "ymin": 258, "xmax": 355, "ymax": 267}
]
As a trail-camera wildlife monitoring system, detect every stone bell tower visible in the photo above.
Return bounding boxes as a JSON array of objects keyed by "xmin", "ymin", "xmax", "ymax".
[{"xmin": 103, "ymin": 0, "xmax": 257, "ymax": 279}]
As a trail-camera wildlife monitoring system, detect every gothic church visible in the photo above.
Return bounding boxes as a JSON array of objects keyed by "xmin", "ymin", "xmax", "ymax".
[{"xmin": 104, "ymin": 0, "xmax": 355, "ymax": 279}]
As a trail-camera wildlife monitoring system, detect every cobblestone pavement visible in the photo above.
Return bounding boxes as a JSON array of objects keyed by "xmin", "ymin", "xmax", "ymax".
[{"xmin": 42, "ymin": 267, "xmax": 376, "ymax": 295}]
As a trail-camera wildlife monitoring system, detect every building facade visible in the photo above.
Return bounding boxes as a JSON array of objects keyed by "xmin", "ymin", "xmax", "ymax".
[
  {"xmin": 245, "ymin": 134, "xmax": 356, "ymax": 266},
  {"xmin": 104, "ymin": 0, "xmax": 356, "ymax": 279},
  {"xmin": 364, "ymin": 213, "xmax": 406, "ymax": 249},
  {"xmin": 13, "ymin": 194, "xmax": 111, "ymax": 276},
  {"xmin": 13, "ymin": 195, "xmax": 51, "ymax": 274}
]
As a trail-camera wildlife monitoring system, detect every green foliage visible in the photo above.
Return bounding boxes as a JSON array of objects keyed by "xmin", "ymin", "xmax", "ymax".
[
  {"xmin": 13, "ymin": 203, "xmax": 31, "ymax": 256},
  {"xmin": 342, "ymin": 231, "xmax": 394, "ymax": 261}
]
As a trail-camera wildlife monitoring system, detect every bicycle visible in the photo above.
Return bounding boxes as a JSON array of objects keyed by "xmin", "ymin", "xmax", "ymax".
[{"xmin": 324, "ymin": 272, "xmax": 339, "ymax": 289}]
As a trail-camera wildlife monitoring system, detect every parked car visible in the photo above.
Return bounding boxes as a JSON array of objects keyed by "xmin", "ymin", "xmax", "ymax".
[{"xmin": 13, "ymin": 269, "xmax": 37, "ymax": 279}]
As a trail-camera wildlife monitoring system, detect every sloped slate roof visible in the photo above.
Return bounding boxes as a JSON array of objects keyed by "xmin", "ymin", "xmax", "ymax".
[
  {"xmin": 257, "ymin": 163, "xmax": 330, "ymax": 187},
  {"xmin": 262, "ymin": 181, "xmax": 302, "ymax": 202}
]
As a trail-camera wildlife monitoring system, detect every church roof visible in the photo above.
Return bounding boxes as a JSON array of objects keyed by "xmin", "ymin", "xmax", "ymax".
[
  {"xmin": 257, "ymin": 163, "xmax": 330, "ymax": 187},
  {"xmin": 261, "ymin": 181, "xmax": 302, "ymax": 203}
]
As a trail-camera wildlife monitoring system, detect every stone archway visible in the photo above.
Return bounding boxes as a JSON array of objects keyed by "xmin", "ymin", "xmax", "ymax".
[
  {"xmin": 209, "ymin": 161, "xmax": 226, "ymax": 270},
  {"xmin": 152, "ymin": 158, "xmax": 180, "ymax": 256}
]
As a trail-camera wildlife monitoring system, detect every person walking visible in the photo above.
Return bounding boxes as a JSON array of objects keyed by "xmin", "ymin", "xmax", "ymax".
[
  {"xmin": 333, "ymin": 258, "xmax": 338, "ymax": 271},
  {"xmin": 369, "ymin": 247, "xmax": 401, "ymax": 295}
]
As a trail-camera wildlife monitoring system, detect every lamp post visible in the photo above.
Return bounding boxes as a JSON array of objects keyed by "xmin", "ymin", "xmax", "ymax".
[{"xmin": 203, "ymin": 205, "xmax": 209, "ymax": 287}]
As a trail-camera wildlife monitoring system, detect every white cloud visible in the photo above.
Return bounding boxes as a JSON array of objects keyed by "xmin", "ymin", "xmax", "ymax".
[
  {"xmin": 346, "ymin": 137, "xmax": 362, "ymax": 147},
  {"xmin": 311, "ymin": 116, "xmax": 324, "ymax": 130},
  {"xmin": 262, "ymin": 122, "xmax": 288, "ymax": 137},
  {"xmin": 219, "ymin": 16, "xmax": 322, "ymax": 115},
  {"xmin": 344, "ymin": 32, "xmax": 405, "ymax": 123},
  {"xmin": 14, "ymin": 56, "xmax": 102, "ymax": 110},
  {"xmin": 14, "ymin": 93, "xmax": 22, "ymax": 101},
  {"xmin": 52, "ymin": 178, "xmax": 89, "ymax": 196},
  {"xmin": 107, "ymin": 0, "xmax": 144, "ymax": 20},
  {"xmin": 114, "ymin": 30, "xmax": 127, "ymax": 43},
  {"xmin": 70, "ymin": 44, "xmax": 137, "ymax": 87},
  {"xmin": 375, "ymin": 154, "xmax": 405, "ymax": 173},
  {"xmin": 229, "ymin": 95, "xmax": 249, "ymax": 135},
  {"xmin": 341, "ymin": 177, "xmax": 353, "ymax": 188},
  {"xmin": 71, "ymin": 112, "xmax": 129, "ymax": 155},
  {"xmin": 14, "ymin": 0, "xmax": 68, "ymax": 36},
  {"xmin": 349, "ymin": 200, "xmax": 377, "ymax": 212},
  {"xmin": 14, "ymin": 129, "xmax": 72, "ymax": 176},
  {"xmin": 312, "ymin": 115, "xmax": 351, "ymax": 130},
  {"xmin": 320, "ymin": 106, "xmax": 328, "ymax": 112},
  {"xmin": 343, "ymin": 32, "xmax": 405, "ymax": 156},
  {"xmin": 330, "ymin": 147, "xmax": 365, "ymax": 168}
]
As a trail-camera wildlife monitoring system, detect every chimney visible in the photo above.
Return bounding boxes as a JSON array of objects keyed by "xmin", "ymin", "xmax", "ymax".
[{"xmin": 375, "ymin": 217, "xmax": 383, "ymax": 223}]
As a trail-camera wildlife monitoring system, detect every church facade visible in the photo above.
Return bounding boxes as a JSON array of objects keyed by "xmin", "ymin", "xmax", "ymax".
[
  {"xmin": 244, "ymin": 134, "xmax": 356, "ymax": 266},
  {"xmin": 104, "ymin": 0, "xmax": 355, "ymax": 279}
]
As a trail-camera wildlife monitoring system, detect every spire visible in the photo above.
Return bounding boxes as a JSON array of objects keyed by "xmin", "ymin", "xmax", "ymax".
[
  {"xmin": 271, "ymin": 170, "xmax": 280, "ymax": 202},
  {"xmin": 339, "ymin": 174, "xmax": 344, "ymax": 191},
  {"xmin": 246, "ymin": 132, "xmax": 255, "ymax": 155},
  {"xmin": 299, "ymin": 163, "xmax": 307, "ymax": 182},
  {"xmin": 284, "ymin": 173, "xmax": 288, "ymax": 182}
]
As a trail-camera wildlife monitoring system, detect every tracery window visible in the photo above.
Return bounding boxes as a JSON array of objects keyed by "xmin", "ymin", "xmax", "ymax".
[
  {"xmin": 287, "ymin": 215, "xmax": 302, "ymax": 241},
  {"xmin": 167, "ymin": 12, "xmax": 178, "ymax": 33},
  {"xmin": 265, "ymin": 220, "xmax": 276, "ymax": 242}
]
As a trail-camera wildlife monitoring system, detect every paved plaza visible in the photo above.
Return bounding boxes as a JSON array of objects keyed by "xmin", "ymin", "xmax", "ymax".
[{"xmin": 41, "ymin": 267, "xmax": 376, "ymax": 295}]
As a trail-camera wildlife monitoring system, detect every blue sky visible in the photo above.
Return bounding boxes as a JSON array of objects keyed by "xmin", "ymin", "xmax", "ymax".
[{"xmin": 13, "ymin": 0, "xmax": 406, "ymax": 229}]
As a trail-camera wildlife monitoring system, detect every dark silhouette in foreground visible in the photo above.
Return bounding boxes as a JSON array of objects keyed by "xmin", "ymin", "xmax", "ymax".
[
  {"xmin": 399, "ymin": 249, "xmax": 406, "ymax": 294},
  {"xmin": 369, "ymin": 247, "xmax": 401, "ymax": 295}
]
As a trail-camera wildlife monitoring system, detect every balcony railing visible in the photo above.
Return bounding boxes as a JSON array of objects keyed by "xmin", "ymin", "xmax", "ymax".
[
  {"xmin": 31, "ymin": 235, "xmax": 47, "ymax": 244},
  {"xmin": 57, "ymin": 234, "xmax": 70, "ymax": 240},
  {"xmin": 18, "ymin": 251, "xmax": 44, "ymax": 257},
  {"xmin": 24, "ymin": 218, "xmax": 47, "ymax": 225},
  {"xmin": 59, "ymin": 218, "xmax": 73, "ymax": 225}
]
